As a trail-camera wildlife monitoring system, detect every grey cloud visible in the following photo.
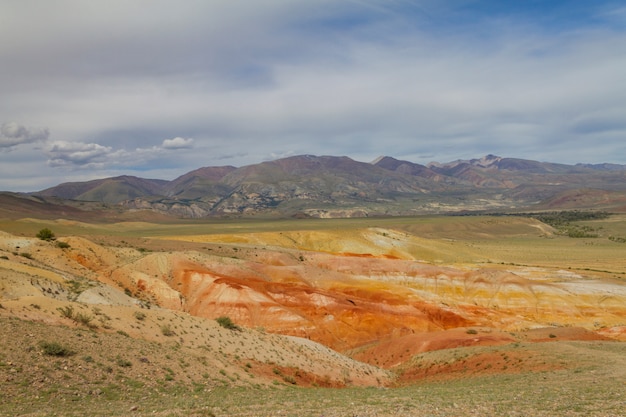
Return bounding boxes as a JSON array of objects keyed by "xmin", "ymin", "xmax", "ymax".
[
  {"xmin": 1, "ymin": 1, "xmax": 625, "ymax": 191},
  {"xmin": 45, "ymin": 136, "xmax": 194, "ymax": 169},
  {"xmin": 46, "ymin": 141, "xmax": 118, "ymax": 168},
  {"xmin": 570, "ymin": 108, "xmax": 626, "ymax": 135},
  {"xmin": 0, "ymin": 122, "xmax": 49, "ymax": 149}
]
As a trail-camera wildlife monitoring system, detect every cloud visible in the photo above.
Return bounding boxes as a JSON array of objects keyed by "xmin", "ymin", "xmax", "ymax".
[
  {"xmin": 46, "ymin": 141, "xmax": 119, "ymax": 168},
  {"xmin": 162, "ymin": 137, "xmax": 194, "ymax": 149},
  {"xmin": 0, "ymin": 122, "xmax": 49, "ymax": 149},
  {"xmin": 45, "ymin": 136, "xmax": 194, "ymax": 169},
  {"xmin": 1, "ymin": 1, "xmax": 626, "ymax": 190}
]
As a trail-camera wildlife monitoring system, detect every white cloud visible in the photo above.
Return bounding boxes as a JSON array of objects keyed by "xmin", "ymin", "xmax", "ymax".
[
  {"xmin": 162, "ymin": 137, "xmax": 194, "ymax": 149},
  {"xmin": 0, "ymin": 122, "xmax": 49, "ymax": 149}
]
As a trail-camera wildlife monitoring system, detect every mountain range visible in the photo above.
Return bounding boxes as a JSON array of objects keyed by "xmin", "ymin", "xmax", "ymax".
[{"xmin": 7, "ymin": 154, "xmax": 626, "ymax": 218}]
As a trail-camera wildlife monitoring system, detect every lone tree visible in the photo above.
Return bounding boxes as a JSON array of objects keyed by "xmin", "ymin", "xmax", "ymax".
[{"xmin": 36, "ymin": 228, "xmax": 55, "ymax": 241}]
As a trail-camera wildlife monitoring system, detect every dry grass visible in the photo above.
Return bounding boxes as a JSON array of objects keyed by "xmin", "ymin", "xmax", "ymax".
[{"xmin": 1, "ymin": 321, "xmax": 624, "ymax": 417}]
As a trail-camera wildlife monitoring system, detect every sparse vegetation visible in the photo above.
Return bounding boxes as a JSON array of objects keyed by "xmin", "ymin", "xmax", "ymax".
[
  {"xmin": 528, "ymin": 211, "xmax": 609, "ymax": 238},
  {"xmin": 73, "ymin": 311, "xmax": 95, "ymax": 328},
  {"xmin": 1, "ymin": 213, "xmax": 626, "ymax": 416},
  {"xmin": 116, "ymin": 357, "xmax": 132, "ymax": 367},
  {"xmin": 160, "ymin": 324, "xmax": 175, "ymax": 336},
  {"xmin": 56, "ymin": 305, "xmax": 96, "ymax": 328},
  {"xmin": 36, "ymin": 228, "xmax": 55, "ymax": 241},
  {"xmin": 39, "ymin": 341, "xmax": 73, "ymax": 357},
  {"xmin": 134, "ymin": 311, "xmax": 146, "ymax": 321},
  {"xmin": 216, "ymin": 316, "xmax": 241, "ymax": 331},
  {"xmin": 57, "ymin": 305, "xmax": 75, "ymax": 319},
  {"xmin": 56, "ymin": 240, "xmax": 70, "ymax": 249}
]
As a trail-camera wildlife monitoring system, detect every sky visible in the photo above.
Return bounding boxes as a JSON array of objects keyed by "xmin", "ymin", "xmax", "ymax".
[{"xmin": 1, "ymin": 0, "xmax": 625, "ymax": 192}]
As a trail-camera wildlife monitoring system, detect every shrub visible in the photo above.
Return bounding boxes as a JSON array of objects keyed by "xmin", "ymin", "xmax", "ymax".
[
  {"xmin": 36, "ymin": 228, "xmax": 55, "ymax": 241},
  {"xmin": 58, "ymin": 305, "xmax": 75, "ymax": 319},
  {"xmin": 19, "ymin": 252, "xmax": 33, "ymax": 259},
  {"xmin": 134, "ymin": 311, "xmax": 146, "ymax": 321},
  {"xmin": 466, "ymin": 328, "xmax": 478, "ymax": 334},
  {"xmin": 57, "ymin": 305, "xmax": 96, "ymax": 328},
  {"xmin": 216, "ymin": 316, "xmax": 241, "ymax": 331},
  {"xmin": 39, "ymin": 341, "xmax": 73, "ymax": 357},
  {"xmin": 74, "ymin": 312, "xmax": 96, "ymax": 328},
  {"xmin": 160, "ymin": 324, "xmax": 175, "ymax": 336},
  {"xmin": 116, "ymin": 357, "xmax": 132, "ymax": 367},
  {"xmin": 283, "ymin": 375, "xmax": 297, "ymax": 385},
  {"xmin": 56, "ymin": 241, "xmax": 70, "ymax": 249}
]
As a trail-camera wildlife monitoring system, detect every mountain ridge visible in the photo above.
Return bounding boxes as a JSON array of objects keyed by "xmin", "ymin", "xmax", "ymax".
[{"xmin": 22, "ymin": 154, "xmax": 626, "ymax": 218}]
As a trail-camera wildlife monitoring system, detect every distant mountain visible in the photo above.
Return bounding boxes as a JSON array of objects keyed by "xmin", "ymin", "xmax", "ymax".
[
  {"xmin": 37, "ymin": 175, "xmax": 168, "ymax": 204},
  {"xmin": 576, "ymin": 162, "xmax": 626, "ymax": 171},
  {"xmin": 371, "ymin": 156, "xmax": 452, "ymax": 183},
  {"xmin": 25, "ymin": 154, "xmax": 626, "ymax": 218},
  {"xmin": 0, "ymin": 192, "xmax": 88, "ymax": 220},
  {"xmin": 164, "ymin": 166, "xmax": 237, "ymax": 199}
]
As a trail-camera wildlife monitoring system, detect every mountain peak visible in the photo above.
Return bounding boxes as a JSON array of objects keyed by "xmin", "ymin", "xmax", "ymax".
[
  {"xmin": 370, "ymin": 155, "xmax": 388, "ymax": 165},
  {"xmin": 473, "ymin": 154, "xmax": 502, "ymax": 167}
]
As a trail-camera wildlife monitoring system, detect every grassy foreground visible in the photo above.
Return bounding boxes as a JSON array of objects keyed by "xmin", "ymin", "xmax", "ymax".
[
  {"xmin": 2, "ymin": 332, "xmax": 624, "ymax": 417},
  {"xmin": 2, "ymin": 364, "xmax": 625, "ymax": 417}
]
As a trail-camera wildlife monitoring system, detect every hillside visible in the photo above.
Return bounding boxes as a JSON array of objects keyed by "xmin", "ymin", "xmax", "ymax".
[
  {"xmin": 26, "ymin": 154, "xmax": 626, "ymax": 218},
  {"xmin": 1, "ymin": 214, "xmax": 625, "ymax": 415}
]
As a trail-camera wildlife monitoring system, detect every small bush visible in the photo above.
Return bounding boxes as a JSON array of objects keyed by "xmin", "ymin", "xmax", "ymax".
[
  {"xmin": 74, "ymin": 312, "xmax": 96, "ymax": 328},
  {"xmin": 57, "ymin": 305, "xmax": 96, "ymax": 328},
  {"xmin": 116, "ymin": 357, "xmax": 132, "ymax": 367},
  {"xmin": 19, "ymin": 252, "xmax": 33, "ymax": 259},
  {"xmin": 466, "ymin": 328, "xmax": 478, "ymax": 334},
  {"xmin": 58, "ymin": 305, "xmax": 75, "ymax": 319},
  {"xmin": 134, "ymin": 311, "xmax": 146, "ymax": 321},
  {"xmin": 283, "ymin": 375, "xmax": 297, "ymax": 385},
  {"xmin": 39, "ymin": 341, "xmax": 73, "ymax": 357},
  {"xmin": 160, "ymin": 324, "xmax": 175, "ymax": 336},
  {"xmin": 56, "ymin": 241, "xmax": 70, "ymax": 249},
  {"xmin": 216, "ymin": 316, "xmax": 241, "ymax": 331}
]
